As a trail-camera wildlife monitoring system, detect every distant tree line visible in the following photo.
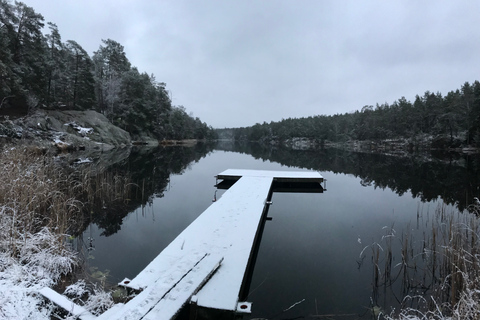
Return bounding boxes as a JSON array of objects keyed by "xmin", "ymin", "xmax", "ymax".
[
  {"xmin": 0, "ymin": 1, "xmax": 215, "ymax": 140},
  {"xmin": 220, "ymin": 81, "xmax": 480, "ymax": 148}
]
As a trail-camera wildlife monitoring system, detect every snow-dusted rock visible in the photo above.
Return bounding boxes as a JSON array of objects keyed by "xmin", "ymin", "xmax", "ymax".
[{"xmin": 13, "ymin": 110, "xmax": 132, "ymax": 151}]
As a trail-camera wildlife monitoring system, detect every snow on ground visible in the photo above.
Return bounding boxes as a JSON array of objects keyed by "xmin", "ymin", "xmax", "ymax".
[
  {"xmin": 0, "ymin": 253, "xmax": 52, "ymax": 319},
  {"xmin": 74, "ymin": 158, "xmax": 93, "ymax": 164},
  {"xmin": 64, "ymin": 122, "xmax": 94, "ymax": 136},
  {"xmin": 52, "ymin": 132, "xmax": 67, "ymax": 145},
  {"xmin": 0, "ymin": 224, "xmax": 75, "ymax": 319},
  {"xmin": 0, "ymin": 210, "xmax": 112, "ymax": 320}
]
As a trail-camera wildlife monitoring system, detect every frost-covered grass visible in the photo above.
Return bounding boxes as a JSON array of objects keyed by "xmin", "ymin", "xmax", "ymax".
[
  {"xmin": 0, "ymin": 223, "xmax": 76, "ymax": 319},
  {"xmin": 0, "ymin": 146, "xmax": 114, "ymax": 319},
  {"xmin": 364, "ymin": 203, "xmax": 480, "ymax": 320},
  {"xmin": 63, "ymin": 279, "xmax": 114, "ymax": 316}
]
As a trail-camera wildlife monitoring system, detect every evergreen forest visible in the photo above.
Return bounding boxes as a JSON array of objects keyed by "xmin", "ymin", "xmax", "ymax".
[
  {"xmin": 221, "ymin": 81, "xmax": 480, "ymax": 149},
  {"xmin": 0, "ymin": 1, "xmax": 215, "ymax": 140}
]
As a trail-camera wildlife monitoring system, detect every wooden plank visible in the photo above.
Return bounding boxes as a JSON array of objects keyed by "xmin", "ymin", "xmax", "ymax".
[
  {"xmin": 121, "ymin": 250, "xmax": 208, "ymax": 291},
  {"xmin": 104, "ymin": 253, "xmax": 222, "ymax": 320},
  {"xmin": 96, "ymin": 303, "xmax": 124, "ymax": 319},
  {"xmin": 38, "ymin": 287, "xmax": 97, "ymax": 320},
  {"xmin": 142, "ymin": 254, "xmax": 223, "ymax": 320},
  {"xmin": 99, "ymin": 252, "xmax": 209, "ymax": 319}
]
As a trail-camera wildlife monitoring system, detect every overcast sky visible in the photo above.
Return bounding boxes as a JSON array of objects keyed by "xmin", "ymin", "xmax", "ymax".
[{"xmin": 20, "ymin": 0, "xmax": 480, "ymax": 128}]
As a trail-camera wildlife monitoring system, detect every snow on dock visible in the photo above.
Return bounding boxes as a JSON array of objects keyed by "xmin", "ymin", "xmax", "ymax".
[
  {"xmin": 216, "ymin": 169, "xmax": 325, "ymax": 193},
  {"xmin": 217, "ymin": 168, "xmax": 324, "ymax": 183},
  {"xmin": 39, "ymin": 169, "xmax": 323, "ymax": 319},
  {"xmin": 121, "ymin": 173, "xmax": 275, "ymax": 313},
  {"xmin": 102, "ymin": 253, "xmax": 223, "ymax": 320},
  {"xmin": 119, "ymin": 169, "xmax": 323, "ymax": 314}
]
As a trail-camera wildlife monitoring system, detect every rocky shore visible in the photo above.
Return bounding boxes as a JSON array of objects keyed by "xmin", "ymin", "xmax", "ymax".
[
  {"xmin": 275, "ymin": 134, "xmax": 479, "ymax": 156},
  {"xmin": 0, "ymin": 109, "xmax": 157, "ymax": 152}
]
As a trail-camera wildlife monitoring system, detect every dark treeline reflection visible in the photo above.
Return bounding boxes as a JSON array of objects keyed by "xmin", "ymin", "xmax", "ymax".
[
  {"xmin": 215, "ymin": 141, "xmax": 480, "ymax": 212},
  {"xmin": 76, "ymin": 143, "xmax": 214, "ymax": 236}
]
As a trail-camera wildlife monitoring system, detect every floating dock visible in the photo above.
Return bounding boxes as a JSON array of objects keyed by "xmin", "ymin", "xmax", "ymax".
[
  {"xmin": 39, "ymin": 169, "xmax": 324, "ymax": 320},
  {"xmin": 216, "ymin": 169, "xmax": 325, "ymax": 193}
]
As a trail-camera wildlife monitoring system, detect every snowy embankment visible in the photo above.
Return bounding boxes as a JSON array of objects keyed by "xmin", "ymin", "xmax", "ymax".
[
  {"xmin": 0, "ymin": 221, "xmax": 113, "ymax": 319},
  {"xmin": 0, "ymin": 147, "xmax": 113, "ymax": 319},
  {"xmin": 0, "ymin": 223, "xmax": 76, "ymax": 319}
]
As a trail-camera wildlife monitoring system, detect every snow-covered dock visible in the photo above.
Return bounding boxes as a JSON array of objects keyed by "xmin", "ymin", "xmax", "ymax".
[
  {"xmin": 40, "ymin": 169, "xmax": 324, "ymax": 319},
  {"xmin": 217, "ymin": 168, "xmax": 324, "ymax": 183},
  {"xmin": 216, "ymin": 169, "xmax": 325, "ymax": 193}
]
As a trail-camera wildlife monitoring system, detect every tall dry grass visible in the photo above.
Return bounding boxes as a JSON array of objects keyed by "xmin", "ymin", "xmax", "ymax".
[
  {"xmin": 0, "ymin": 146, "xmax": 84, "ymax": 254},
  {"xmin": 363, "ymin": 203, "xmax": 480, "ymax": 319}
]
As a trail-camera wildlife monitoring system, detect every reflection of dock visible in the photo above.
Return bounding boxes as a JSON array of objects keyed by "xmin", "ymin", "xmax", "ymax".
[{"xmin": 39, "ymin": 169, "xmax": 324, "ymax": 320}]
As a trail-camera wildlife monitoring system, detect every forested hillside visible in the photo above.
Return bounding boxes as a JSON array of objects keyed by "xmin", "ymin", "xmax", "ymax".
[
  {"xmin": 220, "ymin": 81, "xmax": 480, "ymax": 149},
  {"xmin": 0, "ymin": 1, "xmax": 215, "ymax": 141}
]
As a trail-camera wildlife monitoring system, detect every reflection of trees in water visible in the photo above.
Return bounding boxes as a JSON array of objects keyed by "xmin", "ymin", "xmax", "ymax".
[
  {"xmin": 76, "ymin": 143, "xmax": 214, "ymax": 236},
  {"xmin": 215, "ymin": 141, "xmax": 480, "ymax": 212}
]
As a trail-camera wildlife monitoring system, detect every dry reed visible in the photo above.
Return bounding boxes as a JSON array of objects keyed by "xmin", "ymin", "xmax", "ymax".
[
  {"xmin": 363, "ymin": 203, "xmax": 480, "ymax": 319},
  {"xmin": 0, "ymin": 146, "xmax": 83, "ymax": 253}
]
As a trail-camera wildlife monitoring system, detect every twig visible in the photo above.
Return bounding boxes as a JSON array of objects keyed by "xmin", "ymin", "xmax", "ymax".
[{"xmin": 284, "ymin": 298, "xmax": 306, "ymax": 312}]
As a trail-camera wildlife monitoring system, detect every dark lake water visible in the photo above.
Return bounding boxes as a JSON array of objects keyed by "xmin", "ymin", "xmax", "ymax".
[{"xmin": 75, "ymin": 143, "xmax": 480, "ymax": 319}]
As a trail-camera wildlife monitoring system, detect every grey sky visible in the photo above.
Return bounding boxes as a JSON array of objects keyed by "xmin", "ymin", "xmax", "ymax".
[{"xmin": 21, "ymin": 0, "xmax": 480, "ymax": 128}]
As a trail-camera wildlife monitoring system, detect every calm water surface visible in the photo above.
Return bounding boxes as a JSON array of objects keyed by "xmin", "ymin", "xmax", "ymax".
[{"xmin": 80, "ymin": 146, "xmax": 470, "ymax": 319}]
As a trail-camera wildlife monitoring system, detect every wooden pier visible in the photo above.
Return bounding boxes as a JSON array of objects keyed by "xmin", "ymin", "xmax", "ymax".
[{"xmin": 39, "ymin": 169, "xmax": 324, "ymax": 319}]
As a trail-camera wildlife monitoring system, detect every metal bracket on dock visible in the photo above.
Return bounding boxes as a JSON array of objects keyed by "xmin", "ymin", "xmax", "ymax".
[
  {"xmin": 236, "ymin": 301, "xmax": 252, "ymax": 313},
  {"xmin": 118, "ymin": 277, "xmax": 142, "ymax": 292}
]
